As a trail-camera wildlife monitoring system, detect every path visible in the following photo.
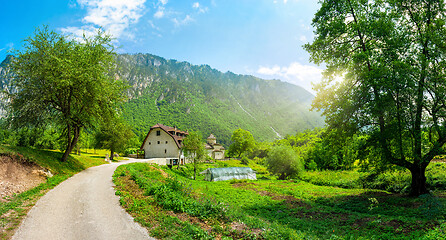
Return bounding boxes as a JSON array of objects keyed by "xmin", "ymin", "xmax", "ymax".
[{"xmin": 12, "ymin": 158, "xmax": 156, "ymax": 240}]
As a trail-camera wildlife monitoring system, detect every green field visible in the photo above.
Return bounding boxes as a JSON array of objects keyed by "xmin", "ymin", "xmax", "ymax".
[{"xmin": 113, "ymin": 161, "xmax": 446, "ymax": 239}]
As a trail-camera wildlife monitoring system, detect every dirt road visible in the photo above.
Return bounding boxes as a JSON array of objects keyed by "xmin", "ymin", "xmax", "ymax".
[{"xmin": 12, "ymin": 158, "xmax": 156, "ymax": 240}]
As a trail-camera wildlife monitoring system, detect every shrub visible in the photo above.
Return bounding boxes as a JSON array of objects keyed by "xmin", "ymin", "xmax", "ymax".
[
  {"xmin": 124, "ymin": 148, "xmax": 139, "ymax": 156},
  {"xmin": 265, "ymin": 145, "xmax": 303, "ymax": 180},
  {"xmin": 359, "ymin": 170, "xmax": 411, "ymax": 193},
  {"xmin": 240, "ymin": 155, "xmax": 250, "ymax": 165},
  {"xmin": 307, "ymin": 159, "xmax": 318, "ymax": 171}
]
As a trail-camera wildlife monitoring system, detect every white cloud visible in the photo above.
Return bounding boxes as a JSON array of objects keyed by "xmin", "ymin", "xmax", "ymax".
[
  {"xmin": 258, "ymin": 65, "xmax": 282, "ymax": 75},
  {"xmin": 0, "ymin": 43, "xmax": 14, "ymax": 53},
  {"xmin": 154, "ymin": 7, "xmax": 165, "ymax": 18},
  {"xmin": 60, "ymin": 25, "xmax": 99, "ymax": 39},
  {"xmin": 172, "ymin": 15, "xmax": 194, "ymax": 27},
  {"xmin": 192, "ymin": 2, "xmax": 208, "ymax": 13},
  {"xmin": 62, "ymin": 0, "xmax": 146, "ymax": 40},
  {"xmin": 257, "ymin": 62, "xmax": 323, "ymax": 93},
  {"xmin": 153, "ymin": 0, "xmax": 168, "ymax": 18},
  {"xmin": 299, "ymin": 35, "xmax": 307, "ymax": 42}
]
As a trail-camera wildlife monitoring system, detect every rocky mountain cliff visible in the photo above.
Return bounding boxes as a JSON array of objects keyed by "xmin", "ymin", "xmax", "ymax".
[{"xmin": 0, "ymin": 56, "xmax": 13, "ymax": 117}]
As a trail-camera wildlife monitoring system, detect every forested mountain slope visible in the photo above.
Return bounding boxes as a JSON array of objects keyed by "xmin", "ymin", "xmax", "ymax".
[
  {"xmin": 0, "ymin": 54, "xmax": 323, "ymax": 146},
  {"xmin": 116, "ymin": 53, "xmax": 323, "ymax": 146}
]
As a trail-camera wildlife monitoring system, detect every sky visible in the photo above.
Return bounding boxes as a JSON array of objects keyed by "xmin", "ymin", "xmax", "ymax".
[{"xmin": 0, "ymin": 0, "xmax": 323, "ymax": 93}]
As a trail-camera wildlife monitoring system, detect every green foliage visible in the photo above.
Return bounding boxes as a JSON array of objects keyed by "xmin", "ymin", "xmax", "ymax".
[
  {"xmin": 240, "ymin": 155, "xmax": 250, "ymax": 165},
  {"xmin": 300, "ymin": 170, "xmax": 365, "ymax": 189},
  {"xmin": 307, "ymin": 159, "xmax": 317, "ymax": 171},
  {"xmin": 418, "ymin": 194, "xmax": 444, "ymax": 220},
  {"xmin": 228, "ymin": 128, "xmax": 256, "ymax": 157},
  {"xmin": 7, "ymin": 26, "xmax": 126, "ymax": 162},
  {"xmin": 146, "ymin": 177, "xmax": 227, "ymax": 220},
  {"xmin": 182, "ymin": 131, "xmax": 206, "ymax": 180},
  {"xmin": 265, "ymin": 145, "xmax": 303, "ymax": 180},
  {"xmin": 94, "ymin": 117, "xmax": 135, "ymax": 160},
  {"xmin": 360, "ymin": 170, "xmax": 412, "ymax": 194},
  {"xmin": 305, "ymin": 0, "xmax": 446, "ymax": 196},
  {"xmin": 124, "ymin": 148, "xmax": 139, "ymax": 156}
]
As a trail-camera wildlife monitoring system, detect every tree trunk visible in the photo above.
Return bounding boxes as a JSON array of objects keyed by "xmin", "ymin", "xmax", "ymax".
[
  {"xmin": 61, "ymin": 125, "xmax": 80, "ymax": 162},
  {"xmin": 409, "ymin": 165, "xmax": 428, "ymax": 196},
  {"xmin": 110, "ymin": 147, "xmax": 114, "ymax": 161},
  {"xmin": 193, "ymin": 159, "xmax": 197, "ymax": 180}
]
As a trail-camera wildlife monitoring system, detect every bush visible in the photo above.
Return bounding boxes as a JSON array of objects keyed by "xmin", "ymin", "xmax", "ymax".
[
  {"xmin": 359, "ymin": 170, "xmax": 411, "ymax": 193},
  {"xmin": 240, "ymin": 155, "xmax": 250, "ymax": 165},
  {"xmin": 265, "ymin": 145, "xmax": 303, "ymax": 180},
  {"xmin": 124, "ymin": 148, "xmax": 139, "ymax": 156},
  {"xmin": 307, "ymin": 159, "xmax": 318, "ymax": 171}
]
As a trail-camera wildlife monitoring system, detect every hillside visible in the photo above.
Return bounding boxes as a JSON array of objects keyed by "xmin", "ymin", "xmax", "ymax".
[
  {"xmin": 0, "ymin": 54, "xmax": 323, "ymax": 146},
  {"xmin": 116, "ymin": 53, "xmax": 323, "ymax": 146}
]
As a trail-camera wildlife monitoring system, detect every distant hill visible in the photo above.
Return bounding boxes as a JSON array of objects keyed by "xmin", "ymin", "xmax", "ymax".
[
  {"xmin": 0, "ymin": 54, "xmax": 324, "ymax": 146},
  {"xmin": 116, "ymin": 53, "xmax": 324, "ymax": 146}
]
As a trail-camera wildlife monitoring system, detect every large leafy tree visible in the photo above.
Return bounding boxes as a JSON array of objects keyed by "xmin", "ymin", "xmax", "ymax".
[
  {"xmin": 8, "ymin": 26, "xmax": 126, "ymax": 162},
  {"xmin": 228, "ymin": 128, "xmax": 256, "ymax": 157},
  {"xmin": 305, "ymin": 0, "xmax": 446, "ymax": 196},
  {"xmin": 94, "ymin": 118, "xmax": 135, "ymax": 161}
]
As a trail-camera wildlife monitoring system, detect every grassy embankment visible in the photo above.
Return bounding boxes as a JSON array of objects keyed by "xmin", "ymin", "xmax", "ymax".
[
  {"xmin": 113, "ymin": 160, "xmax": 446, "ymax": 239},
  {"xmin": 0, "ymin": 145, "xmax": 108, "ymax": 239}
]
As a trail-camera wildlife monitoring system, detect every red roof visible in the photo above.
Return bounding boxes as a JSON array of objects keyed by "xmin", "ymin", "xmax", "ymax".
[{"xmin": 140, "ymin": 123, "xmax": 188, "ymax": 150}]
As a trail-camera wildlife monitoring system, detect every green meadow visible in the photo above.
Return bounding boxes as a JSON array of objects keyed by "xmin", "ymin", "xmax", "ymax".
[{"xmin": 113, "ymin": 160, "xmax": 446, "ymax": 240}]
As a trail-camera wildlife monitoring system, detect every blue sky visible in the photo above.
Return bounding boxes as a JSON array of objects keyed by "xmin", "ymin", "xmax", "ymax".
[{"xmin": 0, "ymin": 0, "xmax": 323, "ymax": 93}]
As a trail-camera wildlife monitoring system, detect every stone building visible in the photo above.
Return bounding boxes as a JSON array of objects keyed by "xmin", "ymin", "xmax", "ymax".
[{"xmin": 204, "ymin": 134, "xmax": 226, "ymax": 160}]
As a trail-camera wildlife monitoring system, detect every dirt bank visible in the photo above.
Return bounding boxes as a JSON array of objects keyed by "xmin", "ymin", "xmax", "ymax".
[{"xmin": 0, "ymin": 154, "xmax": 47, "ymax": 200}]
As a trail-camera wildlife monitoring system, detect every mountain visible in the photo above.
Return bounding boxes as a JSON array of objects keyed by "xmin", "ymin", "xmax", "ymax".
[
  {"xmin": 0, "ymin": 55, "xmax": 13, "ymax": 117},
  {"xmin": 116, "ymin": 53, "xmax": 324, "ymax": 146},
  {"xmin": 0, "ymin": 53, "xmax": 324, "ymax": 146}
]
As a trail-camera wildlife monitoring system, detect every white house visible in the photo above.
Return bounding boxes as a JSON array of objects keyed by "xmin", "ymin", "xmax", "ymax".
[{"xmin": 140, "ymin": 123, "xmax": 188, "ymax": 165}]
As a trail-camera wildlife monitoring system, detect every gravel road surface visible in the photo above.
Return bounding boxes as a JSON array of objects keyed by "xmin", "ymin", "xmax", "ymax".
[{"xmin": 12, "ymin": 158, "xmax": 155, "ymax": 240}]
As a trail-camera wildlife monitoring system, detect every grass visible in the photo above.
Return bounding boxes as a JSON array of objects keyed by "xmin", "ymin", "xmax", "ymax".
[
  {"xmin": 113, "ymin": 160, "xmax": 446, "ymax": 239},
  {"xmin": 300, "ymin": 170, "xmax": 365, "ymax": 189},
  {"xmin": 0, "ymin": 145, "xmax": 107, "ymax": 239},
  {"xmin": 300, "ymin": 162, "xmax": 446, "ymax": 194}
]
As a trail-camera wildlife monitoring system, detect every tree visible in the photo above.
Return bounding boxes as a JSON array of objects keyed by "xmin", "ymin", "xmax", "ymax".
[
  {"xmin": 265, "ymin": 145, "xmax": 303, "ymax": 180},
  {"xmin": 8, "ymin": 26, "xmax": 126, "ymax": 162},
  {"xmin": 182, "ymin": 131, "xmax": 205, "ymax": 180},
  {"xmin": 94, "ymin": 118, "xmax": 135, "ymax": 161},
  {"xmin": 228, "ymin": 128, "xmax": 256, "ymax": 158},
  {"xmin": 305, "ymin": 0, "xmax": 446, "ymax": 196}
]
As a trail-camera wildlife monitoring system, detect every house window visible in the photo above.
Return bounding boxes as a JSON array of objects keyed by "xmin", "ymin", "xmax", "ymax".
[
  {"xmin": 165, "ymin": 141, "xmax": 168, "ymax": 144},
  {"xmin": 165, "ymin": 149, "xmax": 167, "ymax": 153},
  {"xmin": 157, "ymin": 141, "xmax": 160, "ymax": 144},
  {"xmin": 156, "ymin": 130, "xmax": 161, "ymax": 136}
]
